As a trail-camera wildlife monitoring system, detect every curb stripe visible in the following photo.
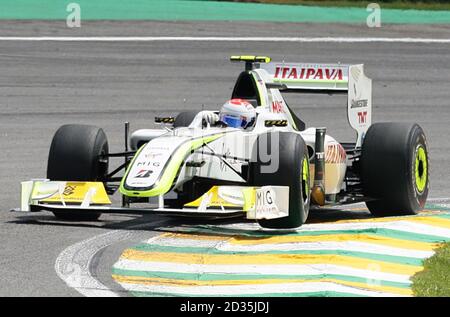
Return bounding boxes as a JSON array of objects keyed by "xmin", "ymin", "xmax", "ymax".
[
  {"xmin": 150, "ymin": 236, "xmax": 433, "ymax": 258},
  {"xmin": 168, "ymin": 227, "xmax": 449, "ymax": 244},
  {"xmin": 130, "ymin": 290, "xmax": 366, "ymax": 297},
  {"xmin": 121, "ymin": 249, "xmax": 422, "ymax": 275},
  {"xmin": 407, "ymin": 217, "xmax": 450, "ymax": 229},
  {"xmin": 112, "ymin": 275, "xmax": 412, "ymax": 296},
  {"xmin": 116, "ymin": 281, "xmax": 406, "ymax": 297},
  {"xmin": 130, "ymin": 244, "xmax": 424, "ymax": 266},
  {"xmin": 113, "ymin": 259, "xmax": 412, "ymax": 283},
  {"xmin": 425, "ymin": 205, "xmax": 450, "ymax": 212},
  {"xmin": 436, "ymin": 214, "xmax": 450, "ymax": 220},
  {"xmin": 112, "ymin": 268, "xmax": 411, "ymax": 289},
  {"xmin": 199, "ymin": 221, "xmax": 450, "ymax": 239},
  {"xmin": 156, "ymin": 232, "xmax": 438, "ymax": 251},
  {"xmin": 328, "ymin": 213, "xmax": 450, "ymax": 225}
]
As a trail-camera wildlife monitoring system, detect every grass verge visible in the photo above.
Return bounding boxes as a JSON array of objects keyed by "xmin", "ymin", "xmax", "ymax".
[
  {"xmin": 220, "ymin": 0, "xmax": 450, "ymax": 10},
  {"xmin": 411, "ymin": 242, "xmax": 450, "ymax": 297}
]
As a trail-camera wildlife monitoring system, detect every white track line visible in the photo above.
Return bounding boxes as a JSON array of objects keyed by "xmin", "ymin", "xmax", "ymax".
[
  {"xmin": 55, "ymin": 220, "xmax": 166, "ymax": 297},
  {"xmin": 0, "ymin": 37, "xmax": 449, "ymax": 43}
]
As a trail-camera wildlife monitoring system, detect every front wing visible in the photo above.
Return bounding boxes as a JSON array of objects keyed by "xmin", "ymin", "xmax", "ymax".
[{"xmin": 21, "ymin": 180, "xmax": 290, "ymax": 220}]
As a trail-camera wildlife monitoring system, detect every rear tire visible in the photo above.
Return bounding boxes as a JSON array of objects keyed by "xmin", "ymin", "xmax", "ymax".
[
  {"xmin": 47, "ymin": 124, "xmax": 109, "ymax": 221},
  {"xmin": 361, "ymin": 122, "xmax": 429, "ymax": 216},
  {"xmin": 253, "ymin": 132, "xmax": 310, "ymax": 229},
  {"xmin": 173, "ymin": 111, "xmax": 199, "ymax": 128}
]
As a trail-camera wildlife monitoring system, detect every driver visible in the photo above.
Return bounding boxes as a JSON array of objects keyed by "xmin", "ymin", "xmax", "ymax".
[{"xmin": 202, "ymin": 99, "xmax": 256, "ymax": 129}]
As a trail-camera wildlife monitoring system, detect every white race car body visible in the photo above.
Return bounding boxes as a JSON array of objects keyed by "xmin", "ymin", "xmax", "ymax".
[{"xmin": 21, "ymin": 56, "xmax": 374, "ymax": 223}]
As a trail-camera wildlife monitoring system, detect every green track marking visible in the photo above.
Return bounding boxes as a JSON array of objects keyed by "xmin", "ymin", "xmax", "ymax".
[
  {"xmin": 130, "ymin": 290, "xmax": 367, "ymax": 297},
  {"xmin": 425, "ymin": 204, "xmax": 450, "ymax": 212},
  {"xmin": 112, "ymin": 268, "xmax": 412, "ymax": 288},
  {"xmin": 130, "ymin": 243, "xmax": 424, "ymax": 266},
  {"xmin": 164, "ymin": 226, "xmax": 450, "ymax": 243},
  {"xmin": 435, "ymin": 214, "xmax": 450, "ymax": 220},
  {"xmin": 0, "ymin": 0, "xmax": 449, "ymax": 24}
]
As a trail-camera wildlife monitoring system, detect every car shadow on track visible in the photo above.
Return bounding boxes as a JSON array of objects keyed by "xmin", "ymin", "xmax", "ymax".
[
  {"xmin": 307, "ymin": 207, "xmax": 372, "ymax": 223},
  {"xmin": 6, "ymin": 206, "xmax": 373, "ymax": 231},
  {"xmin": 6, "ymin": 212, "xmax": 168, "ymax": 230},
  {"xmin": 147, "ymin": 208, "xmax": 376, "ymax": 239}
]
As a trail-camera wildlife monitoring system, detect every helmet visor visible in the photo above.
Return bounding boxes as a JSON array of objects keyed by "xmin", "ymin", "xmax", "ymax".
[{"xmin": 220, "ymin": 114, "xmax": 246, "ymax": 128}]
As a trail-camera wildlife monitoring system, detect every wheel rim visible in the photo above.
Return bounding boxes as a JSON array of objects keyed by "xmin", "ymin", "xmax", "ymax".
[
  {"xmin": 301, "ymin": 156, "xmax": 309, "ymax": 203},
  {"xmin": 415, "ymin": 145, "xmax": 427, "ymax": 193}
]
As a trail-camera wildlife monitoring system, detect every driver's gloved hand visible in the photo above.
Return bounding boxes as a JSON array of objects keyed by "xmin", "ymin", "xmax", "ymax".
[{"xmin": 201, "ymin": 111, "xmax": 220, "ymax": 126}]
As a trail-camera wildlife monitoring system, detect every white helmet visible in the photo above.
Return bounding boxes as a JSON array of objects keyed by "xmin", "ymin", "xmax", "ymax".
[{"xmin": 219, "ymin": 99, "xmax": 256, "ymax": 129}]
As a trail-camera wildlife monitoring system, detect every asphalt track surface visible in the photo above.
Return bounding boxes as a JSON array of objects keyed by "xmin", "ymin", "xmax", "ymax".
[{"xmin": 0, "ymin": 21, "xmax": 449, "ymax": 296}]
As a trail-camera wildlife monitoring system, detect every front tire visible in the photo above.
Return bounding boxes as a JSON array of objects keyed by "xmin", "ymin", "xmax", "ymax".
[
  {"xmin": 361, "ymin": 122, "xmax": 429, "ymax": 216},
  {"xmin": 47, "ymin": 124, "xmax": 109, "ymax": 221},
  {"xmin": 252, "ymin": 132, "xmax": 310, "ymax": 229}
]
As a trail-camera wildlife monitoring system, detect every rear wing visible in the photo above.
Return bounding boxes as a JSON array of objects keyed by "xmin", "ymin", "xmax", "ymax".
[{"xmin": 259, "ymin": 62, "xmax": 372, "ymax": 148}]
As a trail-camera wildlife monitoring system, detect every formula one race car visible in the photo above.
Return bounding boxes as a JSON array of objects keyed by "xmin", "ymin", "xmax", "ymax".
[{"xmin": 20, "ymin": 56, "xmax": 430, "ymax": 229}]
